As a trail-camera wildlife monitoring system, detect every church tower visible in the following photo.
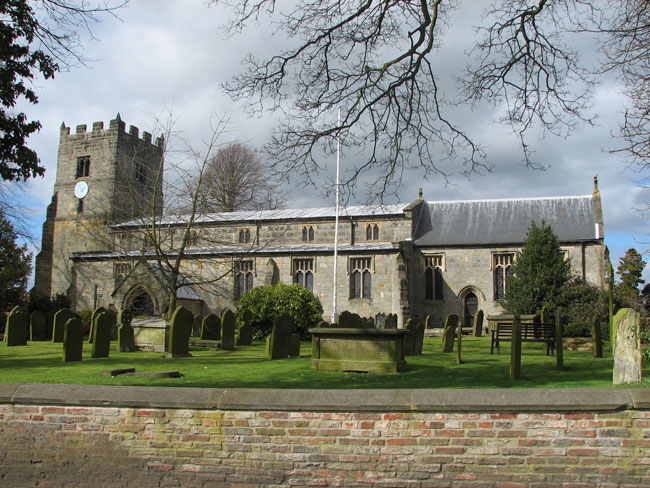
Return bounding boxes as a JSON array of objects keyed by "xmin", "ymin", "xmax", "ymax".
[{"xmin": 34, "ymin": 114, "xmax": 164, "ymax": 305}]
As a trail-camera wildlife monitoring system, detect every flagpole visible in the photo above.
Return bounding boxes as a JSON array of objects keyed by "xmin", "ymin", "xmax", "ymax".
[{"xmin": 332, "ymin": 107, "xmax": 341, "ymax": 324}]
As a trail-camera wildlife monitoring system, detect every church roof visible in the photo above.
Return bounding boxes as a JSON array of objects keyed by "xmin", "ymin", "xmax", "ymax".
[
  {"xmin": 413, "ymin": 195, "xmax": 599, "ymax": 246},
  {"xmin": 114, "ymin": 203, "xmax": 407, "ymax": 228}
]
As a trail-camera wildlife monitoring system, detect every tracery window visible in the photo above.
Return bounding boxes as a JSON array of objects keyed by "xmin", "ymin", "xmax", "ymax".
[
  {"xmin": 493, "ymin": 253, "xmax": 515, "ymax": 300},
  {"xmin": 365, "ymin": 223, "xmax": 379, "ymax": 240},
  {"xmin": 302, "ymin": 225, "xmax": 314, "ymax": 242},
  {"xmin": 350, "ymin": 257, "xmax": 372, "ymax": 299},
  {"xmin": 239, "ymin": 228, "xmax": 251, "ymax": 244},
  {"xmin": 293, "ymin": 258, "xmax": 314, "ymax": 291},
  {"xmin": 235, "ymin": 260, "xmax": 254, "ymax": 299},
  {"xmin": 424, "ymin": 254, "xmax": 444, "ymax": 301}
]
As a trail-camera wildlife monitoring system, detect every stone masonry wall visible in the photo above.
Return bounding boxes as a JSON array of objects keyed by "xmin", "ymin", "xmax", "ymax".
[{"xmin": 0, "ymin": 385, "xmax": 649, "ymax": 487}]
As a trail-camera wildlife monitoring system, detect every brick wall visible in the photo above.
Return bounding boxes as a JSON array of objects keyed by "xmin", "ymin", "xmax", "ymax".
[{"xmin": 1, "ymin": 385, "xmax": 649, "ymax": 487}]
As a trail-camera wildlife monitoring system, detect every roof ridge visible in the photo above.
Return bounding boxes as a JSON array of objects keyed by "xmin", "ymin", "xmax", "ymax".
[{"xmin": 426, "ymin": 195, "xmax": 592, "ymax": 205}]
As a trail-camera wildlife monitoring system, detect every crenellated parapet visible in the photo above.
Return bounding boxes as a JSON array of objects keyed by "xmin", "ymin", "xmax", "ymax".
[{"xmin": 59, "ymin": 113, "xmax": 164, "ymax": 148}]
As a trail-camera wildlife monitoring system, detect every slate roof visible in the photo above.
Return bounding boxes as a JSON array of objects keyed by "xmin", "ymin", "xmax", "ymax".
[
  {"xmin": 113, "ymin": 203, "xmax": 407, "ymax": 228},
  {"xmin": 72, "ymin": 242, "xmax": 397, "ymax": 260},
  {"xmin": 413, "ymin": 195, "xmax": 598, "ymax": 247}
]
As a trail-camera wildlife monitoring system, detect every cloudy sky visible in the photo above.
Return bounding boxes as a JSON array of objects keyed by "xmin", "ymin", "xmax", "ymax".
[{"xmin": 13, "ymin": 0, "xmax": 650, "ymax": 282}]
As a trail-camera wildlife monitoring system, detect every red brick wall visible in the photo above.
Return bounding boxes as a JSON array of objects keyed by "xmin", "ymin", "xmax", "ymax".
[{"xmin": 1, "ymin": 385, "xmax": 649, "ymax": 487}]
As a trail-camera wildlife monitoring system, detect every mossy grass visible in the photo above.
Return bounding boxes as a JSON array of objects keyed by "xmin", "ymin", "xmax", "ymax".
[{"xmin": 1, "ymin": 336, "xmax": 648, "ymax": 389}]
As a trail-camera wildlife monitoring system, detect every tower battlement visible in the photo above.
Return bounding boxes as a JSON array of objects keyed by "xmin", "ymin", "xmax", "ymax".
[{"xmin": 59, "ymin": 113, "xmax": 164, "ymax": 148}]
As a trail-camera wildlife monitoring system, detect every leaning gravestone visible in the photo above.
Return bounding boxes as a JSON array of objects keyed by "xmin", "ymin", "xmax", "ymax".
[
  {"xmin": 413, "ymin": 319, "xmax": 425, "ymax": 355},
  {"xmin": 168, "ymin": 306, "xmax": 193, "ymax": 358},
  {"xmin": 5, "ymin": 306, "xmax": 28, "ymax": 346},
  {"xmin": 118, "ymin": 308, "xmax": 136, "ymax": 353},
  {"xmin": 46, "ymin": 310, "xmax": 55, "ymax": 340},
  {"xmin": 63, "ymin": 317, "xmax": 84, "ymax": 362},
  {"xmin": 424, "ymin": 315, "xmax": 432, "ymax": 330},
  {"xmin": 201, "ymin": 313, "xmax": 221, "ymax": 341},
  {"xmin": 442, "ymin": 314, "xmax": 458, "ymax": 353},
  {"xmin": 266, "ymin": 313, "xmax": 292, "ymax": 359},
  {"xmin": 473, "ymin": 310, "xmax": 484, "ymax": 337},
  {"xmin": 613, "ymin": 308, "xmax": 642, "ymax": 385},
  {"xmin": 88, "ymin": 306, "xmax": 106, "ymax": 344},
  {"xmin": 404, "ymin": 318, "xmax": 415, "ymax": 356},
  {"xmin": 52, "ymin": 309, "xmax": 75, "ymax": 343},
  {"xmin": 30, "ymin": 310, "xmax": 47, "ymax": 341},
  {"xmin": 91, "ymin": 311, "xmax": 113, "ymax": 358},
  {"xmin": 221, "ymin": 309, "xmax": 236, "ymax": 351}
]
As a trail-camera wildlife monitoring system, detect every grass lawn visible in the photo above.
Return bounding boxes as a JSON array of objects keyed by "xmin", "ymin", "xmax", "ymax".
[{"xmin": 1, "ymin": 336, "xmax": 648, "ymax": 389}]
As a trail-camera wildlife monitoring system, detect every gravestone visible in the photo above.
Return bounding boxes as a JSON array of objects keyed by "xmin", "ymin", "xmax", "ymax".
[
  {"xmin": 53, "ymin": 309, "xmax": 75, "ymax": 343},
  {"xmin": 338, "ymin": 311, "xmax": 363, "ymax": 328},
  {"xmin": 473, "ymin": 310, "xmax": 484, "ymax": 337},
  {"xmin": 106, "ymin": 308, "xmax": 119, "ymax": 340},
  {"xmin": 425, "ymin": 315, "xmax": 432, "ymax": 330},
  {"xmin": 118, "ymin": 308, "xmax": 136, "ymax": 353},
  {"xmin": 442, "ymin": 314, "xmax": 458, "ymax": 353},
  {"xmin": 5, "ymin": 306, "xmax": 28, "ymax": 346},
  {"xmin": 63, "ymin": 317, "xmax": 84, "ymax": 362},
  {"xmin": 592, "ymin": 316, "xmax": 603, "ymax": 359},
  {"xmin": 289, "ymin": 333, "xmax": 301, "ymax": 357},
  {"xmin": 30, "ymin": 310, "xmax": 47, "ymax": 341},
  {"xmin": 221, "ymin": 309, "xmax": 236, "ymax": 351},
  {"xmin": 201, "ymin": 313, "xmax": 221, "ymax": 341},
  {"xmin": 237, "ymin": 321, "xmax": 253, "ymax": 346},
  {"xmin": 266, "ymin": 313, "xmax": 292, "ymax": 359},
  {"xmin": 613, "ymin": 308, "xmax": 642, "ymax": 385},
  {"xmin": 510, "ymin": 315, "xmax": 522, "ymax": 380},
  {"xmin": 385, "ymin": 314, "xmax": 397, "ymax": 329},
  {"xmin": 46, "ymin": 310, "xmax": 55, "ymax": 340},
  {"xmin": 168, "ymin": 306, "xmax": 193, "ymax": 358},
  {"xmin": 413, "ymin": 319, "xmax": 425, "ymax": 355},
  {"xmin": 88, "ymin": 306, "xmax": 106, "ymax": 344},
  {"xmin": 362, "ymin": 317, "xmax": 374, "ymax": 329},
  {"xmin": 404, "ymin": 318, "xmax": 415, "ymax": 356},
  {"xmin": 91, "ymin": 311, "xmax": 112, "ymax": 358},
  {"xmin": 316, "ymin": 321, "xmax": 330, "ymax": 328},
  {"xmin": 375, "ymin": 313, "xmax": 386, "ymax": 329}
]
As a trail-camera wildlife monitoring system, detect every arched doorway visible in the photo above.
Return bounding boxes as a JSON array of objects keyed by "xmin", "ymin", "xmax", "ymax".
[
  {"xmin": 124, "ymin": 285, "xmax": 156, "ymax": 316},
  {"xmin": 464, "ymin": 292, "xmax": 479, "ymax": 329}
]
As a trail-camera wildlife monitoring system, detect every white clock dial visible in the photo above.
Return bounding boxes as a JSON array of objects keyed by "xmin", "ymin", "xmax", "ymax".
[{"xmin": 74, "ymin": 181, "xmax": 89, "ymax": 199}]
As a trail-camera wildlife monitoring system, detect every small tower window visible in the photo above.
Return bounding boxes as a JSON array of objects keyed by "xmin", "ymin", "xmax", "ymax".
[
  {"xmin": 76, "ymin": 156, "xmax": 90, "ymax": 178},
  {"xmin": 239, "ymin": 228, "xmax": 251, "ymax": 244},
  {"xmin": 135, "ymin": 161, "xmax": 146, "ymax": 183}
]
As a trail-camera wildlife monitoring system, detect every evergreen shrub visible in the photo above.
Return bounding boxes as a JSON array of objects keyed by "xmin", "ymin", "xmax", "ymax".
[
  {"xmin": 557, "ymin": 278, "xmax": 609, "ymax": 337},
  {"xmin": 236, "ymin": 284, "xmax": 323, "ymax": 340}
]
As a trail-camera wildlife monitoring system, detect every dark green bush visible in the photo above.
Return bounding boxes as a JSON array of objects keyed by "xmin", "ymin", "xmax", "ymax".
[
  {"xmin": 556, "ymin": 278, "xmax": 609, "ymax": 338},
  {"xmin": 236, "ymin": 284, "xmax": 323, "ymax": 340},
  {"xmin": 28, "ymin": 292, "xmax": 71, "ymax": 314}
]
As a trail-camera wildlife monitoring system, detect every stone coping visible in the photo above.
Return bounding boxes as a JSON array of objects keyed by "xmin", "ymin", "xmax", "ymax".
[{"xmin": 0, "ymin": 383, "xmax": 648, "ymax": 412}]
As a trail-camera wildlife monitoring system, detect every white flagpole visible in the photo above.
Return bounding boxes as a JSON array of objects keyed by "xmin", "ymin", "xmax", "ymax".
[{"xmin": 332, "ymin": 108, "xmax": 341, "ymax": 324}]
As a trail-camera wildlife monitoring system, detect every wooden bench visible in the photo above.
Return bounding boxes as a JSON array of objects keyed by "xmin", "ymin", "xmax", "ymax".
[{"xmin": 489, "ymin": 316, "xmax": 556, "ymax": 355}]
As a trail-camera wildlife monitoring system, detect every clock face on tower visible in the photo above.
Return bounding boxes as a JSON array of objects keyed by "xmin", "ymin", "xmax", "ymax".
[{"xmin": 74, "ymin": 181, "xmax": 89, "ymax": 199}]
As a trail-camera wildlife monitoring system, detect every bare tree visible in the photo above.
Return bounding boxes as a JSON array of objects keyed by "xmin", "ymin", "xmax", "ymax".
[
  {"xmin": 213, "ymin": 0, "xmax": 650, "ymax": 198},
  {"xmin": 194, "ymin": 142, "xmax": 284, "ymax": 213}
]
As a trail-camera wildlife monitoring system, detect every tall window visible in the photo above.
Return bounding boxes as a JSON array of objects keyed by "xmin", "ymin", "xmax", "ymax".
[
  {"xmin": 239, "ymin": 228, "xmax": 251, "ymax": 243},
  {"xmin": 235, "ymin": 260, "xmax": 254, "ymax": 299},
  {"xmin": 77, "ymin": 198, "xmax": 84, "ymax": 213},
  {"xmin": 302, "ymin": 225, "xmax": 314, "ymax": 242},
  {"xmin": 493, "ymin": 253, "xmax": 514, "ymax": 300},
  {"xmin": 424, "ymin": 254, "xmax": 444, "ymax": 301},
  {"xmin": 76, "ymin": 156, "xmax": 90, "ymax": 178},
  {"xmin": 350, "ymin": 257, "xmax": 372, "ymax": 299},
  {"xmin": 293, "ymin": 258, "xmax": 314, "ymax": 291},
  {"xmin": 366, "ymin": 223, "xmax": 379, "ymax": 241}
]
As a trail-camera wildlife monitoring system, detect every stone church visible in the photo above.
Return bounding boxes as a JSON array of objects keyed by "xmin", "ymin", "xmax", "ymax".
[{"xmin": 34, "ymin": 116, "xmax": 608, "ymax": 328}]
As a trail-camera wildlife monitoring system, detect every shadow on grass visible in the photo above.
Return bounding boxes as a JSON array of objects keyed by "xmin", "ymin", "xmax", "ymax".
[{"xmin": 1, "ymin": 336, "xmax": 646, "ymax": 389}]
